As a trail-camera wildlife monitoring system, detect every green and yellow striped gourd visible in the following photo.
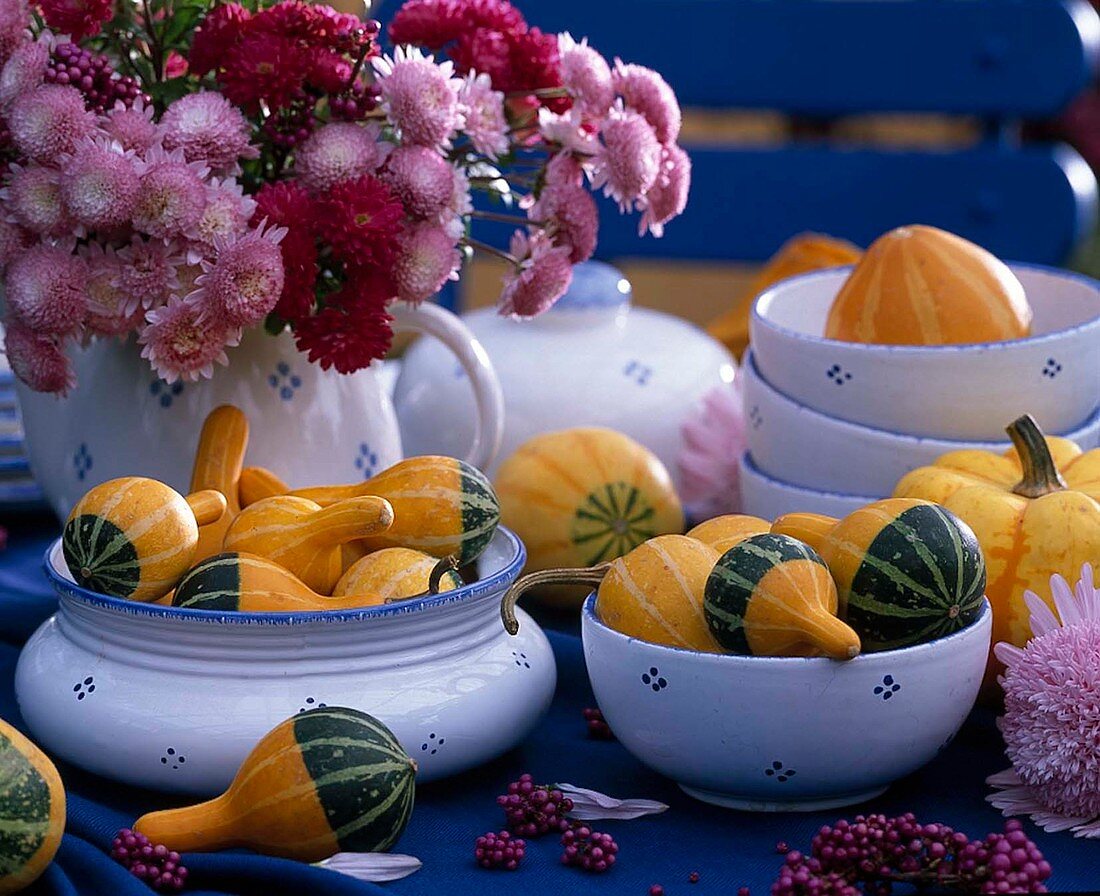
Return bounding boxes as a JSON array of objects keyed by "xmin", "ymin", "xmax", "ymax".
[
  {"xmin": 334, "ymin": 547, "xmax": 462, "ymax": 601},
  {"xmin": 135, "ymin": 707, "xmax": 416, "ymax": 862}
]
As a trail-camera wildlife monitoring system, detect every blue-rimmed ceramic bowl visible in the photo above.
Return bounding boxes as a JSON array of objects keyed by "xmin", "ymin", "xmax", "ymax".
[
  {"xmin": 739, "ymin": 452, "xmax": 874, "ymax": 520},
  {"xmin": 581, "ymin": 593, "xmax": 992, "ymax": 812},
  {"xmin": 15, "ymin": 528, "xmax": 556, "ymax": 795},
  {"xmin": 750, "ymin": 264, "xmax": 1100, "ymax": 441}
]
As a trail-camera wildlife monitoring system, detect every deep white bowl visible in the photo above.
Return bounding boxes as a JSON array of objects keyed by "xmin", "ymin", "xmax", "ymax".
[
  {"xmin": 750, "ymin": 264, "xmax": 1100, "ymax": 441},
  {"xmin": 582, "ymin": 593, "xmax": 991, "ymax": 811},
  {"xmin": 15, "ymin": 529, "xmax": 556, "ymax": 796},
  {"xmin": 743, "ymin": 349, "xmax": 1100, "ymax": 496},
  {"xmin": 739, "ymin": 452, "xmax": 873, "ymax": 520}
]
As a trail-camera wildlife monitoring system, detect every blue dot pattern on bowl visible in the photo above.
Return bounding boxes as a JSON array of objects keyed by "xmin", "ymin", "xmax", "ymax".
[
  {"xmin": 73, "ymin": 676, "xmax": 95, "ymax": 701},
  {"xmin": 827, "ymin": 364, "xmax": 853, "ymax": 385},
  {"xmin": 298, "ymin": 696, "xmax": 327, "ymax": 713},
  {"xmin": 512, "ymin": 651, "xmax": 530, "ymax": 669},
  {"xmin": 421, "ymin": 732, "xmax": 445, "ymax": 755},
  {"xmin": 641, "ymin": 667, "xmax": 668, "ymax": 692},
  {"xmin": 160, "ymin": 747, "xmax": 185, "ymax": 770},
  {"xmin": 268, "ymin": 362, "xmax": 302, "ymax": 401},
  {"xmin": 764, "ymin": 760, "xmax": 796, "ymax": 782},
  {"xmin": 873, "ymin": 674, "xmax": 901, "ymax": 700},
  {"xmin": 1042, "ymin": 358, "xmax": 1063, "ymax": 378},
  {"xmin": 623, "ymin": 360, "xmax": 653, "ymax": 386}
]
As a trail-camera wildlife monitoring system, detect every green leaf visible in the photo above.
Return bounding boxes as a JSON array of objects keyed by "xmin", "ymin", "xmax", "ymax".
[{"xmin": 146, "ymin": 76, "xmax": 194, "ymax": 106}]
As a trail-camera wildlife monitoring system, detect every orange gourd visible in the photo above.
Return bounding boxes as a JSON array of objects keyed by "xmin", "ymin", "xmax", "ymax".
[
  {"xmin": 334, "ymin": 547, "xmax": 462, "ymax": 601},
  {"xmin": 223, "ymin": 495, "xmax": 394, "ymax": 594},
  {"xmin": 824, "ymin": 225, "xmax": 1032, "ymax": 345},
  {"xmin": 687, "ymin": 514, "xmax": 770, "ymax": 554},
  {"xmin": 190, "ymin": 405, "xmax": 249, "ymax": 562}
]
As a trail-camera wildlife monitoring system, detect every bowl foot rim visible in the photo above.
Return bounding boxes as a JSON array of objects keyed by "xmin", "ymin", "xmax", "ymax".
[{"xmin": 679, "ymin": 783, "xmax": 888, "ymax": 813}]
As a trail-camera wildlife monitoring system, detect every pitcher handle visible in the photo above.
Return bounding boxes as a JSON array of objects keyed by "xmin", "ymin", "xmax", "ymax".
[{"xmin": 389, "ymin": 302, "xmax": 505, "ymax": 471}]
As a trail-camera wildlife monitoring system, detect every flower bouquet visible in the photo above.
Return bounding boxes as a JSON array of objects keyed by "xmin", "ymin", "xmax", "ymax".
[{"xmin": 0, "ymin": 0, "xmax": 690, "ymax": 393}]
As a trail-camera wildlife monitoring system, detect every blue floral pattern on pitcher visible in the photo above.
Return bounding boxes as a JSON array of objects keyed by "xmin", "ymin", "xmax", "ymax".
[{"xmin": 269, "ymin": 362, "xmax": 302, "ymax": 401}]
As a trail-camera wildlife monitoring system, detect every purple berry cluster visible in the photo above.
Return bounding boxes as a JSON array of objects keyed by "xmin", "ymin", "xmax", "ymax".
[
  {"xmin": 497, "ymin": 773, "xmax": 573, "ymax": 837},
  {"xmin": 474, "ymin": 830, "xmax": 526, "ymax": 870},
  {"xmin": 261, "ymin": 92, "xmax": 316, "ymax": 148},
  {"xmin": 583, "ymin": 707, "xmax": 614, "ymax": 740},
  {"xmin": 560, "ymin": 824, "xmax": 618, "ymax": 873},
  {"xmin": 111, "ymin": 828, "xmax": 189, "ymax": 891},
  {"xmin": 329, "ymin": 82, "xmax": 379, "ymax": 121},
  {"xmin": 771, "ymin": 814, "xmax": 1051, "ymax": 896},
  {"xmin": 46, "ymin": 43, "xmax": 145, "ymax": 112}
]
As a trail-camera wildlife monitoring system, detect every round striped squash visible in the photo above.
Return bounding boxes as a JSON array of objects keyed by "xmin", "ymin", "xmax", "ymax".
[
  {"xmin": 773, "ymin": 498, "xmax": 987, "ymax": 651},
  {"xmin": 595, "ymin": 535, "xmax": 722, "ymax": 652},
  {"xmin": 824, "ymin": 225, "xmax": 1032, "ymax": 345},
  {"xmin": 135, "ymin": 707, "xmax": 416, "ymax": 862},
  {"xmin": 334, "ymin": 548, "xmax": 462, "ymax": 601},
  {"xmin": 687, "ymin": 514, "xmax": 770, "ymax": 555},
  {"xmin": 0, "ymin": 719, "xmax": 65, "ymax": 895},
  {"xmin": 63, "ymin": 477, "xmax": 226, "ymax": 602},
  {"xmin": 703, "ymin": 533, "xmax": 861, "ymax": 659}
]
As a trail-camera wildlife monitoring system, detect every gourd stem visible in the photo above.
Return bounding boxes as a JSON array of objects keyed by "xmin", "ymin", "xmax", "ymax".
[
  {"xmin": 1007, "ymin": 414, "xmax": 1066, "ymax": 498},
  {"xmin": 500, "ymin": 565, "xmax": 612, "ymax": 636}
]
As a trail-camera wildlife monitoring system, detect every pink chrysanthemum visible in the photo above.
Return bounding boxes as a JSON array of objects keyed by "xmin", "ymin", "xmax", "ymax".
[
  {"xmin": 438, "ymin": 165, "xmax": 472, "ymax": 239},
  {"xmin": 0, "ymin": 31, "xmax": 46, "ymax": 108},
  {"xmin": 114, "ymin": 235, "xmax": 184, "ymax": 313},
  {"xmin": 558, "ymin": 33, "xmax": 612, "ymax": 117},
  {"xmin": 251, "ymin": 181, "xmax": 317, "ymax": 322},
  {"xmin": 0, "ymin": 0, "xmax": 28, "ymax": 67},
  {"xmin": 590, "ymin": 104, "xmax": 661, "ymax": 212},
  {"xmin": 382, "ymin": 145, "xmax": 454, "ymax": 219},
  {"xmin": 139, "ymin": 295, "xmax": 240, "ymax": 382},
  {"xmin": 612, "ymin": 61, "xmax": 681, "ymax": 144},
  {"xmin": 3, "ymin": 317, "xmax": 74, "ymax": 394},
  {"xmin": 160, "ymin": 92, "xmax": 258, "ymax": 174},
  {"xmin": 988, "ymin": 565, "xmax": 1100, "ymax": 838},
  {"xmin": 133, "ymin": 148, "xmax": 210, "ymax": 240},
  {"xmin": 639, "ymin": 143, "xmax": 691, "ymax": 238},
  {"xmin": 498, "ymin": 230, "xmax": 573, "ymax": 317},
  {"xmin": 80, "ymin": 243, "xmax": 144, "ymax": 337},
  {"xmin": 59, "ymin": 139, "xmax": 140, "ymax": 231},
  {"xmin": 7, "ymin": 84, "xmax": 96, "ymax": 164},
  {"xmin": 186, "ymin": 179, "xmax": 257, "ymax": 256},
  {"xmin": 293, "ymin": 121, "xmax": 389, "ymax": 193},
  {"xmin": 544, "ymin": 151, "xmax": 585, "ymax": 188},
  {"xmin": 393, "ymin": 221, "xmax": 461, "ymax": 304},
  {"xmin": 2, "ymin": 163, "xmax": 70, "ymax": 236},
  {"xmin": 4, "ymin": 244, "xmax": 87, "ymax": 336},
  {"xmin": 193, "ymin": 224, "xmax": 286, "ymax": 328},
  {"xmin": 458, "ymin": 72, "xmax": 508, "ymax": 159},
  {"xmin": 678, "ymin": 377, "xmax": 746, "ymax": 519},
  {"xmin": 372, "ymin": 46, "xmax": 464, "ymax": 149},
  {"xmin": 0, "ymin": 218, "xmax": 28, "ymax": 269},
  {"xmin": 38, "ymin": 0, "xmax": 113, "ymax": 41},
  {"xmin": 103, "ymin": 98, "xmax": 160, "ymax": 154},
  {"xmin": 528, "ymin": 180, "xmax": 598, "ymax": 264},
  {"xmin": 538, "ymin": 108, "xmax": 599, "ymax": 156}
]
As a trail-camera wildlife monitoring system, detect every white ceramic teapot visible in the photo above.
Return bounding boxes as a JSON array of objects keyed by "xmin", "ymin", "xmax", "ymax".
[{"xmin": 394, "ymin": 261, "xmax": 736, "ymax": 488}]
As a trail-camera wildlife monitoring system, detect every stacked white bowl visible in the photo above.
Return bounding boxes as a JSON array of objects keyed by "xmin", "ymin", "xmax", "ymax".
[{"xmin": 741, "ymin": 264, "xmax": 1100, "ymax": 519}]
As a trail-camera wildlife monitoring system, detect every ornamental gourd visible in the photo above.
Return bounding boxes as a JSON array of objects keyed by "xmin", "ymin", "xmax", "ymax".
[
  {"xmin": 893, "ymin": 414, "xmax": 1100, "ymax": 684},
  {"xmin": 135, "ymin": 707, "xmax": 416, "ymax": 862},
  {"xmin": 0, "ymin": 720, "xmax": 65, "ymax": 895},
  {"xmin": 223, "ymin": 495, "xmax": 394, "ymax": 594},
  {"xmin": 687, "ymin": 514, "xmax": 770, "ymax": 555},
  {"xmin": 334, "ymin": 547, "xmax": 462, "ymax": 601},
  {"xmin": 703, "ymin": 533, "xmax": 861, "ymax": 659},
  {"xmin": 824, "ymin": 225, "xmax": 1032, "ymax": 345},
  {"xmin": 63, "ymin": 477, "xmax": 227, "ymax": 601},
  {"xmin": 239, "ymin": 456, "xmax": 501, "ymax": 566},
  {"xmin": 190, "ymin": 405, "xmax": 249, "ymax": 563},
  {"xmin": 773, "ymin": 498, "xmax": 986, "ymax": 651},
  {"xmin": 493, "ymin": 428, "xmax": 684, "ymax": 606},
  {"xmin": 501, "ymin": 534, "xmax": 722, "ymax": 652}
]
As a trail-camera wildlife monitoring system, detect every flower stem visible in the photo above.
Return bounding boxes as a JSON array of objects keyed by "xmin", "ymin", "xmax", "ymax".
[
  {"xmin": 463, "ymin": 238, "xmax": 517, "ymax": 265},
  {"xmin": 469, "ymin": 209, "xmax": 535, "ymax": 226}
]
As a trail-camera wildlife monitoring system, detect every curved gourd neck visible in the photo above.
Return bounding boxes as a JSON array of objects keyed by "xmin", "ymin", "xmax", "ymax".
[
  {"xmin": 1007, "ymin": 414, "xmax": 1067, "ymax": 498},
  {"xmin": 136, "ymin": 794, "xmax": 236, "ymax": 853},
  {"xmin": 769, "ymin": 513, "xmax": 837, "ymax": 555}
]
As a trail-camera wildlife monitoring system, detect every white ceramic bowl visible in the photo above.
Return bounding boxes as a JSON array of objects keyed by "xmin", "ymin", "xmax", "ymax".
[
  {"xmin": 743, "ymin": 349, "xmax": 1100, "ymax": 496},
  {"xmin": 739, "ymin": 453, "xmax": 872, "ymax": 520},
  {"xmin": 15, "ymin": 529, "xmax": 556, "ymax": 796},
  {"xmin": 750, "ymin": 264, "xmax": 1100, "ymax": 441},
  {"xmin": 581, "ymin": 594, "xmax": 991, "ymax": 811}
]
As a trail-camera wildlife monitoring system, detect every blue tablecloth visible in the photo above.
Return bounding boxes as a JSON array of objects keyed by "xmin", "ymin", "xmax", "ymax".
[{"xmin": 1, "ymin": 518, "xmax": 1097, "ymax": 896}]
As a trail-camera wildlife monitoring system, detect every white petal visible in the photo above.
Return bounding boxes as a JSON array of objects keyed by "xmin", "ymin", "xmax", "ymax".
[
  {"xmin": 993, "ymin": 641, "xmax": 1026, "ymax": 668},
  {"xmin": 315, "ymin": 853, "xmax": 422, "ymax": 882},
  {"xmin": 1023, "ymin": 590, "xmax": 1060, "ymax": 637},
  {"xmin": 1033, "ymin": 811, "xmax": 1091, "ymax": 833},
  {"xmin": 1071, "ymin": 817, "xmax": 1100, "ymax": 839},
  {"xmin": 558, "ymin": 783, "xmax": 669, "ymax": 820},
  {"xmin": 1050, "ymin": 573, "xmax": 1083, "ymax": 627},
  {"xmin": 986, "ymin": 767, "xmax": 1024, "ymax": 788}
]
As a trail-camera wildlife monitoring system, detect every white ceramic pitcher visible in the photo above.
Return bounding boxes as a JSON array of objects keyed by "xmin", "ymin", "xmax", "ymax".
[{"xmin": 15, "ymin": 303, "xmax": 504, "ymax": 518}]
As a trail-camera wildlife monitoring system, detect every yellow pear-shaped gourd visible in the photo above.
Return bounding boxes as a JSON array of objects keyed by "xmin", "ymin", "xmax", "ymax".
[
  {"xmin": 334, "ymin": 547, "xmax": 463, "ymax": 602},
  {"xmin": 824, "ymin": 225, "xmax": 1032, "ymax": 345},
  {"xmin": 238, "ymin": 465, "xmax": 285, "ymax": 508},
  {"xmin": 703, "ymin": 533, "xmax": 861, "ymax": 658},
  {"xmin": 190, "ymin": 405, "xmax": 249, "ymax": 563},
  {"xmin": 135, "ymin": 707, "xmax": 416, "ymax": 861},
  {"xmin": 63, "ymin": 477, "xmax": 227, "ymax": 601},
  {"xmin": 223, "ymin": 496, "xmax": 394, "ymax": 594},
  {"xmin": 687, "ymin": 514, "xmax": 771, "ymax": 554}
]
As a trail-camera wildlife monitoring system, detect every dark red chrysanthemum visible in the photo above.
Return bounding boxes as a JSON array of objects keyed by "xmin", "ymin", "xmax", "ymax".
[
  {"xmin": 253, "ymin": 182, "xmax": 319, "ymax": 322},
  {"xmin": 218, "ymin": 31, "xmax": 310, "ymax": 112},
  {"xmin": 451, "ymin": 27, "xmax": 513, "ymax": 87},
  {"xmin": 306, "ymin": 49, "xmax": 352, "ymax": 95},
  {"xmin": 293, "ymin": 288, "xmax": 394, "ymax": 373},
  {"xmin": 315, "ymin": 175, "xmax": 405, "ymax": 270},
  {"xmin": 38, "ymin": 0, "xmax": 113, "ymax": 41},
  {"xmin": 189, "ymin": 2, "xmax": 251, "ymax": 77},
  {"xmin": 509, "ymin": 27, "xmax": 567, "ymax": 111},
  {"xmin": 389, "ymin": 0, "xmax": 525, "ymax": 49}
]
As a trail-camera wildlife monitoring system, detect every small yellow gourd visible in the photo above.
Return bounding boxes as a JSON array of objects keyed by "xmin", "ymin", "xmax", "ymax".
[
  {"xmin": 238, "ymin": 465, "xmax": 285, "ymax": 508},
  {"xmin": 703, "ymin": 533, "xmax": 861, "ymax": 659},
  {"xmin": 334, "ymin": 547, "xmax": 463, "ymax": 601},
  {"xmin": 190, "ymin": 405, "xmax": 249, "ymax": 563},
  {"xmin": 223, "ymin": 496, "xmax": 394, "ymax": 595},
  {"xmin": 687, "ymin": 514, "xmax": 770, "ymax": 554},
  {"xmin": 63, "ymin": 477, "xmax": 227, "ymax": 601}
]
